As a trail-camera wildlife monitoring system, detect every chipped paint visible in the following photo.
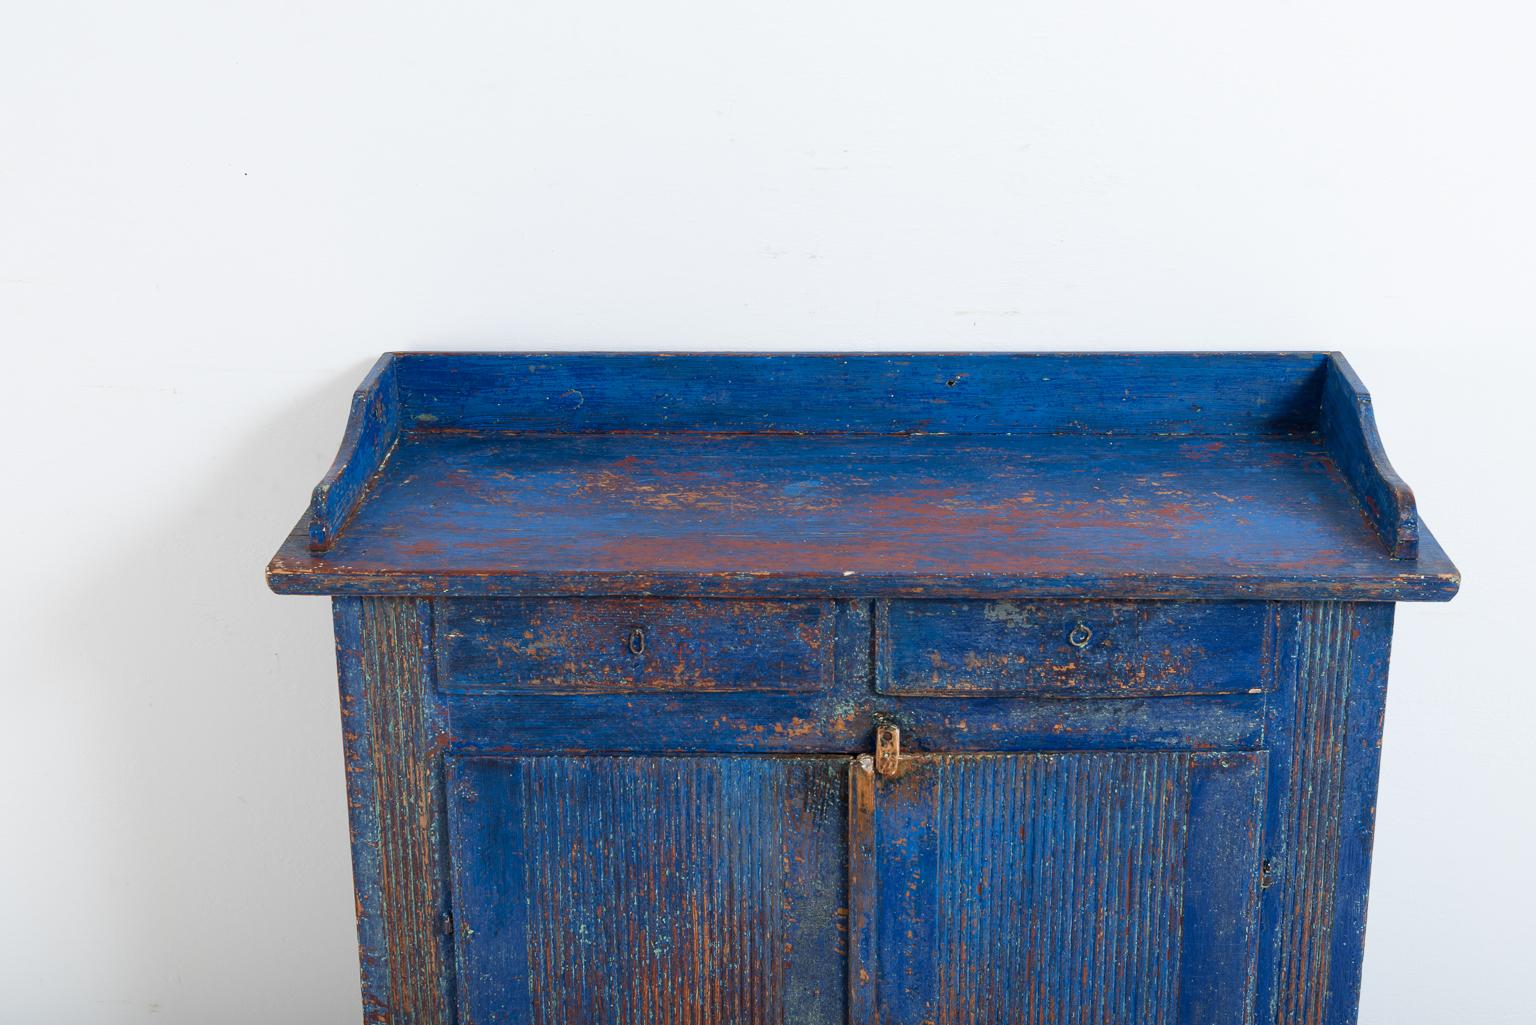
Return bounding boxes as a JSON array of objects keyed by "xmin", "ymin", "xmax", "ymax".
[{"xmin": 280, "ymin": 356, "xmax": 1455, "ymax": 1025}]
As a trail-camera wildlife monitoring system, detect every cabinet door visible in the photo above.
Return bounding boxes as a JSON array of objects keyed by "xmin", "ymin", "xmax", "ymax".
[
  {"xmin": 861, "ymin": 751, "xmax": 1266, "ymax": 1025},
  {"xmin": 446, "ymin": 754, "xmax": 849, "ymax": 1025}
]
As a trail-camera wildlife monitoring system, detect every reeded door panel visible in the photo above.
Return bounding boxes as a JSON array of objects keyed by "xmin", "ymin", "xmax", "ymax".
[
  {"xmin": 858, "ymin": 750, "xmax": 1267, "ymax": 1025},
  {"xmin": 445, "ymin": 755, "xmax": 849, "ymax": 1025}
]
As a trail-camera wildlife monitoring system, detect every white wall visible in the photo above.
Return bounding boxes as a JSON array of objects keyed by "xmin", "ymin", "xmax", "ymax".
[{"xmin": 2, "ymin": 2, "xmax": 1530, "ymax": 1022}]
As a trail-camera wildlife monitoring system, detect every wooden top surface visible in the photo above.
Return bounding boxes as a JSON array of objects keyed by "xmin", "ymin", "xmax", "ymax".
[{"xmin": 267, "ymin": 429, "xmax": 1456, "ymax": 600}]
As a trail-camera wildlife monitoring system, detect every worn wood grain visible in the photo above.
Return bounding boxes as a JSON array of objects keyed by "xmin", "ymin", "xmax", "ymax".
[
  {"xmin": 1320, "ymin": 355, "xmax": 1418, "ymax": 559},
  {"xmin": 870, "ymin": 751, "xmax": 1264, "ymax": 1025},
  {"xmin": 442, "ymin": 688, "xmax": 1268, "ymax": 756},
  {"xmin": 271, "ymin": 352, "xmax": 1459, "ymax": 597},
  {"xmin": 391, "ymin": 351, "xmax": 1330, "ymax": 435},
  {"xmin": 334, "ymin": 597, "xmax": 452, "ymax": 1025},
  {"xmin": 310, "ymin": 356, "xmax": 401, "ymax": 552},
  {"xmin": 445, "ymin": 755, "xmax": 848, "ymax": 1025},
  {"xmin": 270, "ymin": 430, "xmax": 1457, "ymax": 601},
  {"xmin": 847, "ymin": 757, "xmax": 877, "ymax": 1025},
  {"xmin": 271, "ymin": 355, "xmax": 1457, "ymax": 1025},
  {"xmin": 1257, "ymin": 602, "xmax": 1397, "ymax": 1025},
  {"xmin": 876, "ymin": 598, "xmax": 1274, "ymax": 697},
  {"xmin": 434, "ymin": 597, "xmax": 834, "ymax": 694}
]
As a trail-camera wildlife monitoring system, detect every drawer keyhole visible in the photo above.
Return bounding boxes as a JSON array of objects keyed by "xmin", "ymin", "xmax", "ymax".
[
  {"xmin": 1068, "ymin": 623, "xmax": 1093, "ymax": 648},
  {"xmin": 628, "ymin": 627, "xmax": 647, "ymax": 656}
]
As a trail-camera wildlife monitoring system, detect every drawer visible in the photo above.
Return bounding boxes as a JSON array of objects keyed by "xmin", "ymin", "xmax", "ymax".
[
  {"xmin": 435, "ymin": 598, "xmax": 835, "ymax": 694},
  {"xmin": 875, "ymin": 600, "xmax": 1270, "ymax": 697}
]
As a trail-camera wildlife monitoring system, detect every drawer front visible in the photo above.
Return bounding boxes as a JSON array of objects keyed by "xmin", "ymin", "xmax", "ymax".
[
  {"xmin": 436, "ymin": 598, "xmax": 835, "ymax": 694},
  {"xmin": 876, "ymin": 600, "xmax": 1269, "ymax": 697}
]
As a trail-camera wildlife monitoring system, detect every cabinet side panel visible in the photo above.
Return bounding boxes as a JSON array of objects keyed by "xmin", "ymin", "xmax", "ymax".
[
  {"xmin": 1322, "ymin": 604, "xmax": 1395, "ymax": 1025},
  {"xmin": 337, "ymin": 597, "xmax": 452, "ymax": 1025},
  {"xmin": 334, "ymin": 598, "xmax": 391, "ymax": 1022},
  {"xmin": 1259, "ymin": 602, "xmax": 1394, "ymax": 1025}
]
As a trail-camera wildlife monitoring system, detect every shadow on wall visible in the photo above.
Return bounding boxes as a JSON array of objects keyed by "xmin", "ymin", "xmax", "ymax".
[{"xmin": 45, "ymin": 363, "xmax": 376, "ymax": 1021}]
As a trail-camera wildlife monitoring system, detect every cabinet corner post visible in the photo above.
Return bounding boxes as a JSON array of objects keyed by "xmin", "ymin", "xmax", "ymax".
[{"xmin": 335, "ymin": 596, "xmax": 454, "ymax": 1025}]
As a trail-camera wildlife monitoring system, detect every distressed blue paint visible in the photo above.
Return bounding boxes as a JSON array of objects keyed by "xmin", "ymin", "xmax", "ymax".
[
  {"xmin": 272, "ymin": 431, "xmax": 1457, "ymax": 603},
  {"xmin": 443, "ymin": 690, "xmax": 1267, "ymax": 755},
  {"xmin": 867, "ymin": 751, "xmax": 1264, "ymax": 1025},
  {"xmin": 391, "ymin": 351, "xmax": 1330, "ymax": 435},
  {"xmin": 1319, "ymin": 356, "xmax": 1418, "ymax": 559},
  {"xmin": 876, "ymin": 599, "xmax": 1273, "ymax": 697},
  {"xmin": 846, "ymin": 760, "xmax": 878, "ymax": 1025},
  {"xmin": 330, "ymin": 598, "xmax": 392, "ymax": 1021},
  {"xmin": 335, "ymin": 597, "xmax": 453, "ymax": 1022},
  {"xmin": 434, "ymin": 597, "xmax": 834, "ymax": 695},
  {"xmin": 1179, "ymin": 752, "xmax": 1269, "ymax": 1025},
  {"xmin": 310, "ymin": 355, "xmax": 401, "ymax": 552},
  {"xmin": 1255, "ymin": 602, "xmax": 1403, "ymax": 1025},
  {"xmin": 446, "ymin": 755, "xmax": 847, "ymax": 1025},
  {"xmin": 268, "ymin": 353, "xmax": 1458, "ymax": 1025},
  {"xmin": 1324, "ymin": 603, "xmax": 1396, "ymax": 1025},
  {"xmin": 273, "ymin": 353, "xmax": 1458, "ymax": 600}
]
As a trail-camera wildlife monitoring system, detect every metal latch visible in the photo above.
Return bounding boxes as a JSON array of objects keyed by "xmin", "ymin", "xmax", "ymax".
[{"xmin": 874, "ymin": 724, "xmax": 901, "ymax": 777}]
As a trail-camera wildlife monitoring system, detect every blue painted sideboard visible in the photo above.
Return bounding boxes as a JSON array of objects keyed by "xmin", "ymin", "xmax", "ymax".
[{"xmin": 268, "ymin": 353, "xmax": 1458, "ymax": 1025}]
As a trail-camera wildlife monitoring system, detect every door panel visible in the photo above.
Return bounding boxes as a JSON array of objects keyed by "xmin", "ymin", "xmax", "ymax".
[
  {"xmin": 446, "ymin": 755, "xmax": 848, "ymax": 1025},
  {"xmin": 865, "ymin": 751, "xmax": 1266, "ymax": 1025}
]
